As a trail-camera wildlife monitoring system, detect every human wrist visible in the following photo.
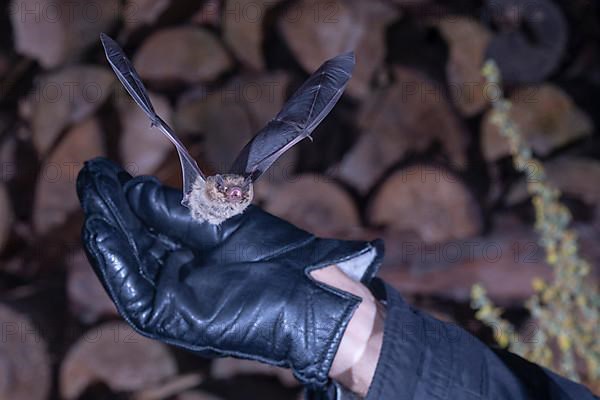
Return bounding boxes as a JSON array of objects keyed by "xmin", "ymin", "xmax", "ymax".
[
  {"xmin": 330, "ymin": 297, "xmax": 385, "ymax": 397},
  {"xmin": 310, "ymin": 265, "xmax": 385, "ymax": 397}
]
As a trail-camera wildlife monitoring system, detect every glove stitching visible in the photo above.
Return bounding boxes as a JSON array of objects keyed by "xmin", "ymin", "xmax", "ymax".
[{"xmin": 260, "ymin": 236, "xmax": 318, "ymax": 262}]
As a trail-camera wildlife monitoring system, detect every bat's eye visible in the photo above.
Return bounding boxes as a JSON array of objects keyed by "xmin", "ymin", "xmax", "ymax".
[{"xmin": 226, "ymin": 186, "xmax": 243, "ymax": 202}]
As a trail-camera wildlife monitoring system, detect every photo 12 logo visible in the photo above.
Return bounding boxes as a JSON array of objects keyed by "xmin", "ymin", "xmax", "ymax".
[{"xmin": 8, "ymin": 1, "xmax": 122, "ymax": 24}]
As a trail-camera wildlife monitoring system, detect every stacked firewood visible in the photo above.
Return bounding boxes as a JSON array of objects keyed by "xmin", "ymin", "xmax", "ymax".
[{"xmin": 0, "ymin": 0, "xmax": 598, "ymax": 398}]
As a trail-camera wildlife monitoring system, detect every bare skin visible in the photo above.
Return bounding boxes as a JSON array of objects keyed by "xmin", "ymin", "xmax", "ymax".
[{"xmin": 311, "ymin": 265, "xmax": 385, "ymax": 397}]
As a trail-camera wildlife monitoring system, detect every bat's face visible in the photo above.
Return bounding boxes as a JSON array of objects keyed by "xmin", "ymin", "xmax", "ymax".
[
  {"xmin": 207, "ymin": 174, "xmax": 252, "ymax": 204},
  {"xmin": 188, "ymin": 174, "xmax": 253, "ymax": 225}
]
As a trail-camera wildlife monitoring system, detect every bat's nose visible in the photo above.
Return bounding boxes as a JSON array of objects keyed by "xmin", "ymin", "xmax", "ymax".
[{"xmin": 226, "ymin": 187, "xmax": 243, "ymax": 202}]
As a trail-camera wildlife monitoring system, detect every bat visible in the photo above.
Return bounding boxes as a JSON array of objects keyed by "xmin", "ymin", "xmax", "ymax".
[{"xmin": 100, "ymin": 33, "xmax": 354, "ymax": 224}]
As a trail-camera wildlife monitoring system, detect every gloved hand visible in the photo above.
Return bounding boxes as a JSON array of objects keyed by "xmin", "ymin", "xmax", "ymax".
[{"xmin": 77, "ymin": 158, "xmax": 384, "ymax": 388}]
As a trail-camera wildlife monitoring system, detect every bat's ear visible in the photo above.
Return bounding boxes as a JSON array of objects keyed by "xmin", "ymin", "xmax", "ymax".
[{"xmin": 215, "ymin": 175, "xmax": 225, "ymax": 188}]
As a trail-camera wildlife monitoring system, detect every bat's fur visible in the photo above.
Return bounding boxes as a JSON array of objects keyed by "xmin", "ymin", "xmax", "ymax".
[{"xmin": 188, "ymin": 175, "xmax": 253, "ymax": 224}]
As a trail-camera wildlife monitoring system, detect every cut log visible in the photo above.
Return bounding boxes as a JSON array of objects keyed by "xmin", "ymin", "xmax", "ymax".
[
  {"xmin": 258, "ymin": 175, "xmax": 361, "ymax": 236},
  {"xmin": 241, "ymin": 72, "xmax": 291, "ymax": 128},
  {"xmin": 20, "ymin": 65, "xmax": 113, "ymax": 156},
  {"xmin": 378, "ymin": 219, "xmax": 553, "ymax": 304},
  {"xmin": 60, "ymin": 321, "xmax": 178, "ymax": 400},
  {"xmin": 10, "ymin": 0, "xmax": 119, "ymax": 68},
  {"xmin": 154, "ymin": 144, "xmax": 204, "ymax": 192},
  {"xmin": 334, "ymin": 67, "xmax": 468, "ymax": 193},
  {"xmin": 175, "ymin": 72, "xmax": 296, "ymax": 175},
  {"xmin": 484, "ymin": 0, "xmax": 567, "ymax": 84},
  {"xmin": 507, "ymin": 157, "xmax": 600, "ymax": 207},
  {"xmin": 124, "ymin": 0, "xmax": 172, "ymax": 32},
  {"xmin": 277, "ymin": 0, "xmax": 398, "ymax": 99},
  {"xmin": 223, "ymin": 0, "xmax": 282, "ymax": 69},
  {"xmin": 0, "ymin": 303, "xmax": 51, "ymax": 400},
  {"xmin": 332, "ymin": 133, "xmax": 385, "ymax": 195},
  {"xmin": 437, "ymin": 17, "xmax": 492, "ymax": 116},
  {"xmin": 367, "ymin": 165, "xmax": 481, "ymax": 244},
  {"xmin": 260, "ymin": 174, "xmax": 360, "ymax": 237},
  {"xmin": 191, "ymin": 0, "xmax": 221, "ymax": 26},
  {"xmin": 482, "ymin": 85, "xmax": 593, "ymax": 161},
  {"xmin": 211, "ymin": 358, "xmax": 299, "ymax": 387},
  {"xmin": 119, "ymin": 91, "xmax": 174, "ymax": 175},
  {"xmin": 176, "ymin": 86, "xmax": 250, "ymax": 174},
  {"xmin": 67, "ymin": 249, "xmax": 117, "ymax": 324},
  {"xmin": 134, "ymin": 27, "xmax": 233, "ymax": 85},
  {"xmin": 33, "ymin": 117, "xmax": 106, "ymax": 234},
  {"xmin": 0, "ymin": 183, "xmax": 13, "ymax": 252}
]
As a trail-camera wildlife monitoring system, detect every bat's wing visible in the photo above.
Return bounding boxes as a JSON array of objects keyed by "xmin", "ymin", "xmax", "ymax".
[
  {"xmin": 100, "ymin": 33, "xmax": 205, "ymax": 206},
  {"xmin": 228, "ymin": 52, "xmax": 355, "ymax": 181}
]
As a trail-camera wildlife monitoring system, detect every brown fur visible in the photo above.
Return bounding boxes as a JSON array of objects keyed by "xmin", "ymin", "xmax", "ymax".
[{"xmin": 188, "ymin": 175, "xmax": 253, "ymax": 224}]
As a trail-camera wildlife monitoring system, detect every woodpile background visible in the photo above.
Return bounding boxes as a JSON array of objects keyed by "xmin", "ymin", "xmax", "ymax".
[{"xmin": 0, "ymin": 0, "xmax": 599, "ymax": 398}]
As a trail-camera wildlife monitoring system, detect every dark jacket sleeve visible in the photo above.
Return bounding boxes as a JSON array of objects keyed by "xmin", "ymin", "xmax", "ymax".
[{"xmin": 361, "ymin": 279, "xmax": 598, "ymax": 400}]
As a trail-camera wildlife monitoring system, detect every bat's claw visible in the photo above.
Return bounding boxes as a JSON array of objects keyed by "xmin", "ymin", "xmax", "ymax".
[{"xmin": 307, "ymin": 135, "xmax": 314, "ymax": 142}]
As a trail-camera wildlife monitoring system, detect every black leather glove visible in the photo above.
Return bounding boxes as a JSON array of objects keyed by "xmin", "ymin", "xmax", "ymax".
[{"xmin": 77, "ymin": 158, "xmax": 384, "ymax": 388}]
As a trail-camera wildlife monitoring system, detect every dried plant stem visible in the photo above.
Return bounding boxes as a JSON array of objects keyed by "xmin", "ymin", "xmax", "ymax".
[{"xmin": 471, "ymin": 60, "xmax": 600, "ymax": 384}]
